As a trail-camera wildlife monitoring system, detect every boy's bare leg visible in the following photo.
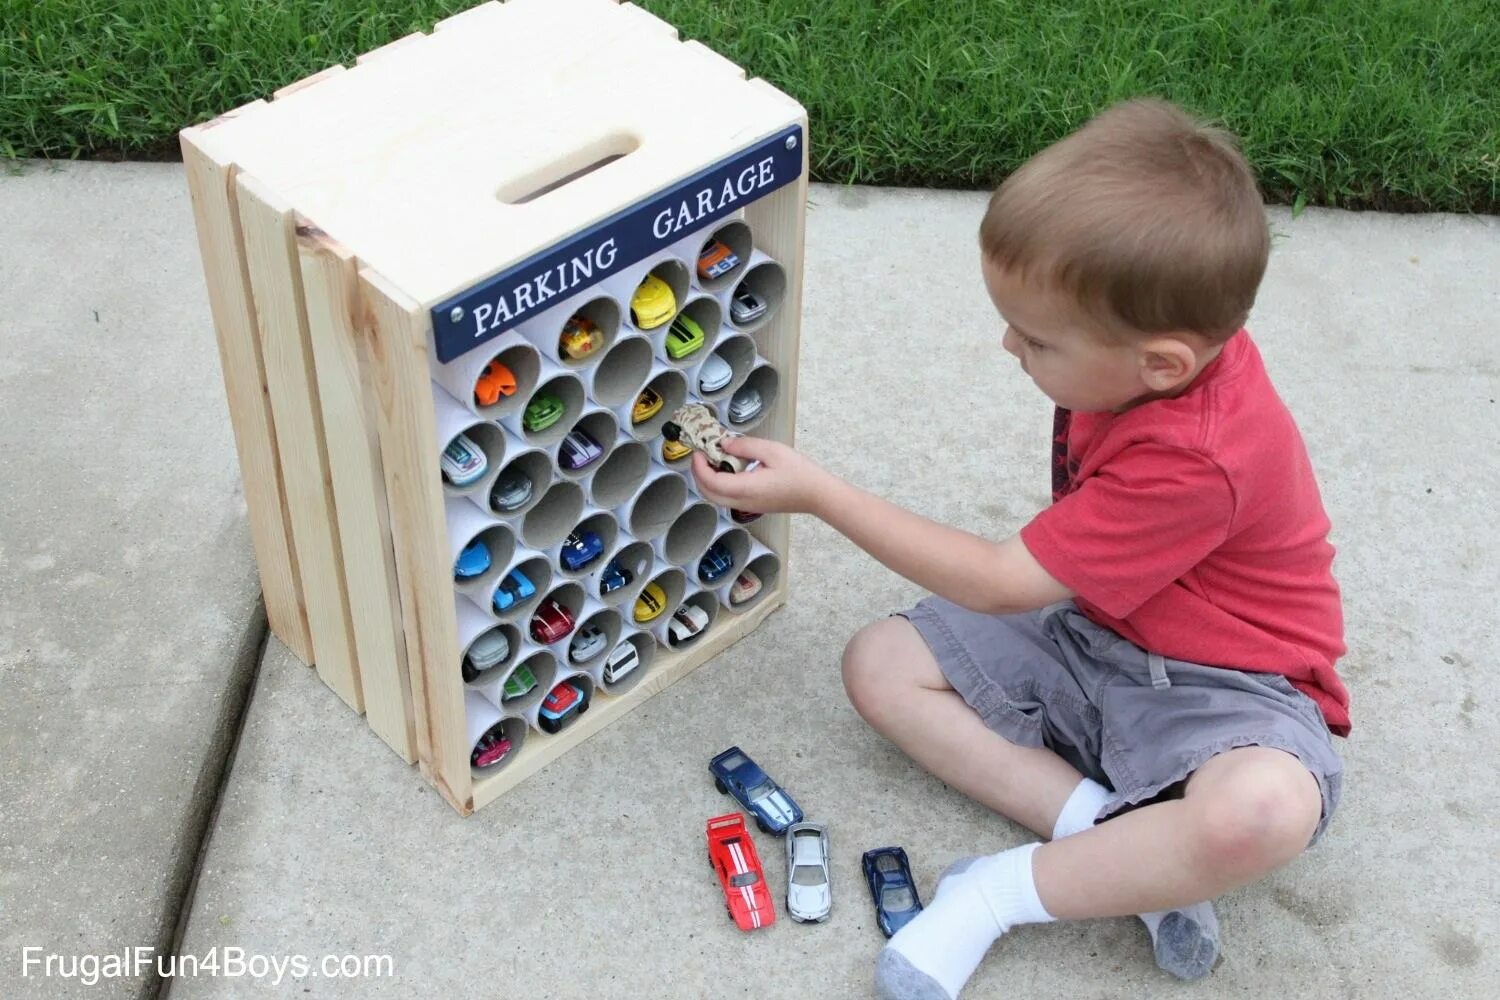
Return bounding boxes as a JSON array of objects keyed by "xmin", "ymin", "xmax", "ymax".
[
  {"xmin": 844, "ymin": 616, "xmax": 1230, "ymax": 992},
  {"xmin": 840, "ymin": 617, "xmax": 1083, "ymax": 835}
]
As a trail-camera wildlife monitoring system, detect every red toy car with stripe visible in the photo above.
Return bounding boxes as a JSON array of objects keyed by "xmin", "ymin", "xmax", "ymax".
[{"xmin": 706, "ymin": 812, "xmax": 775, "ymax": 931}]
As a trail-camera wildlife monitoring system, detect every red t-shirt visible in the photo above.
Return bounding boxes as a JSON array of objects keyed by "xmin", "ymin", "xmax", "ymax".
[{"xmin": 1019, "ymin": 330, "xmax": 1350, "ymax": 735}]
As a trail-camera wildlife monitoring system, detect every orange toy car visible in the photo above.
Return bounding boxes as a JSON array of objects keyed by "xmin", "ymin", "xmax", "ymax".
[{"xmin": 474, "ymin": 360, "xmax": 517, "ymax": 406}]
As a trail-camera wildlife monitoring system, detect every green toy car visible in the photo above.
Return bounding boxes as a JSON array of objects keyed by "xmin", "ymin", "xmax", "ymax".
[
  {"xmin": 523, "ymin": 392, "xmax": 565, "ymax": 432},
  {"xmin": 502, "ymin": 664, "xmax": 538, "ymax": 702},
  {"xmin": 666, "ymin": 314, "xmax": 706, "ymax": 360}
]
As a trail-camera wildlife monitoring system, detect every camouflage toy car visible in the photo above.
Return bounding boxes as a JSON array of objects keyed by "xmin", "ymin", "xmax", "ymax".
[{"xmin": 660, "ymin": 404, "xmax": 746, "ymax": 473}]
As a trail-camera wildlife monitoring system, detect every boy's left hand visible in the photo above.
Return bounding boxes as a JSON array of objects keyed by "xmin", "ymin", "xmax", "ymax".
[{"xmin": 691, "ymin": 437, "xmax": 832, "ymax": 515}]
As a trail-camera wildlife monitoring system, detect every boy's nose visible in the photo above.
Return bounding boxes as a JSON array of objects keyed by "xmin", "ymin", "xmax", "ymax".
[{"xmin": 1001, "ymin": 326, "xmax": 1021, "ymax": 358}]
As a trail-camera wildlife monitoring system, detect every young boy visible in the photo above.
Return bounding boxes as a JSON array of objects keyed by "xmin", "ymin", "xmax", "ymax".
[{"xmin": 692, "ymin": 98, "xmax": 1348, "ymax": 999}]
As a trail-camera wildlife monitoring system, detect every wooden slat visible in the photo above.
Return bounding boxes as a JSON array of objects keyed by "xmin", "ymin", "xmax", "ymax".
[
  {"xmin": 355, "ymin": 32, "xmax": 426, "ymax": 65},
  {"xmin": 741, "ymin": 108, "xmax": 809, "ymax": 561},
  {"xmin": 236, "ymin": 173, "xmax": 364, "ymax": 711},
  {"xmin": 359, "ymin": 267, "xmax": 472, "ymax": 814},
  {"xmin": 273, "ymin": 64, "xmax": 346, "ymax": 101},
  {"xmin": 297, "ymin": 223, "xmax": 417, "ymax": 761},
  {"xmin": 471, "ymin": 591, "xmax": 786, "ymax": 812},
  {"xmin": 180, "ymin": 118, "xmax": 313, "ymax": 663}
]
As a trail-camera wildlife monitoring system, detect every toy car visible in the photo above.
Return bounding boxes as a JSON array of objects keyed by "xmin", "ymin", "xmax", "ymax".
[
  {"xmin": 731, "ymin": 508, "xmax": 762, "ymax": 525},
  {"xmin": 538, "ymin": 680, "xmax": 589, "ymax": 733},
  {"xmin": 666, "ymin": 314, "xmax": 706, "ymax": 360},
  {"xmin": 710, "ymin": 746, "xmax": 804, "ymax": 834},
  {"xmin": 492, "ymin": 567, "xmax": 536, "ymax": 613},
  {"xmin": 599, "ymin": 558, "xmax": 634, "ymax": 596},
  {"xmin": 667, "ymin": 602, "xmax": 710, "ymax": 646},
  {"xmin": 728, "ymin": 386, "xmax": 762, "ymax": 425},
  {"xmin": 661, "ymin": 404, "xmax": 745, "ymax": 473},
  {"xmin": 661, "ymin": 438, "xmax": 692, "ymax": 463},
  {"xmin": 633, "ymin": 386, "xmax": 664, "ymax": 424},
  {"xmin": 698, "ymin": 541, "xmax": 733, "ymax": 584},
  {"xmin": 729, "ymin": 568, "xmax": 763, "ymax": 605},
  {"xmin": 530, "ymin": 598, "xmax": 576, "ymax": 644},
  {"xmin": 501, "ymin": 663, "xmax": 537, "ymax": 702},
  {"xmin": 559, "ymin": 429, "xmax": 603, "ymax": 470},
  {"xmin": 491, "ymin": 469, "xmax": 534, "ymax": 512},
  {"xmin": 863, "ymin": 847, "xmax": 924, "ymax": 938},
  {"xmin": 474, "ymin": 360, "xmax": 517, "ymax": 406},
  {"xmin": 454, "ymin": 538, "xmax": 491, "ymax": 581},
  {"xmin": 471, "ymin": 727, "xmax": 513, "ymax": 769},
  {"xmin": 524, "ymin": 392, "xmax": 565, "ymax": 432},
  {"xmin": 698, "ymin": 353, "xmax": 733, "ymax": 393},
  {"xmin": 570, "ymin": 623, "xmax": 607, "ymax": 663},
  {"xmin": 631, "ymin": 273, "xmax": 676, "ymax": 329},
  {"xmin": 730, "ymin": 285, "xmax": 767, "ymax": 324},
  {"xmin": 559, "ymin": 314, "xmax": 603, "ymax": 360},
  {"xmin": 441, "ymin": 433, "xmax": 487, "ymax": 486},
  {"xmin": 560, "ymin": 530, "xmax": 604, "ymax": 572},
  {"xmin": 706, "ymin": 812, "xmax": 775, "ymax": 931},
  {"xmin": 786, "ymin": 823, "xmax": 833, "ymax": 922},
  {"xmin": 634, "ymin": 581, "xmax": 668, "ymax": 623},
  {"xmin": 602, "ymin": 641, "xmax": 640, "ymax": 684},
  {"xmin": 462, "ymin": 629, "xmax": 510, "ymax": 682},
  {"xmin": 698, "ymin": 239, "xmax": 740, "ymax": 281}
]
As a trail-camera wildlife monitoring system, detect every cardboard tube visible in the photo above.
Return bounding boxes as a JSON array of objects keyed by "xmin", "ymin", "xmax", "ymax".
[
  {"xmin": 724, "ymin": 360, "xmax": 779, "ymax": 433},
  {"xmin": 717, "ymin": 539, "xmax": 780, "ymax": 614},
  {"xmin": 568, "ymin": 598, "xmax": 623, "ymax": 673},
  {"xmin": 621, "ymin": 363, "xmax": 689, "ymax": 442},
  {"xmin": 585, "ymin": 333, "xmax": 652, "ymax": 409},
  {"xmin": 649, "ymin": 293, "xmax": 722, "ymax": 371},
  {"xmin": 689, "ymin": 217, "xmax": 752, "ymax": 294},
  {"xmin": 717, "ymin": 249, "xmax": 786, "ymax": 336},
  {"xmin": 698, "ymin": 520, "xmax": 751, "ymax": 590},
  {"xmin": 624, "ymin": 468, "xmax": 688, "ymax": 542},
  {"xmin": 519, "ymin": 480, "xmax": 585, "ymax": 551},
  {"xmin": 586, "ymin": 433, "xmax": 650, "ymax": 509},
  {"xmin": 499, "ymin": 359, "xmax": 585, "ymax": 448},
  {"xmin": 588, "ymin": 533, "xmax": 653, "ymax": 610},
  {"xmin": 433, "ymin": 331, "xmax": 541, "ymax": 420},
  {"xmin": 446, "ymin": 498, "xmax": 516, "ymax": 598},
  {"xmin": 654, "ymin": 499, "xmax": 717, "ymax": 568},
  {"xmin": 553, "ymin": 407, "xmax": 619, "ymax": 482},
  {"xmin": 547, "ymin": 506, "xmax": 620, "ymax": 579},
  {"xmin": 518, "ymin": 290, "xmax": 621, "ymax": 372},
  {"xmin": 592, "ymin": 628, "xmax": 656, "ymax": 696},
  {"xmin": 635, "ymin": 562, "xmax": 686, "ymax": 634}
]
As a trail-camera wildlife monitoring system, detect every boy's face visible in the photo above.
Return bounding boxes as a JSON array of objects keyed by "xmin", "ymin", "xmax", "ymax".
[{"xmin": 981, "ymin": 258, "xmax": 1201, "ymax": 413}]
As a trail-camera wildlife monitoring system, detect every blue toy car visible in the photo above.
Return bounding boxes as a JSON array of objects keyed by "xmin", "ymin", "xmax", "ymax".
[
  {"xmin": 492, "ymin": 568, "xmax": 536, "ymax": 613},
  {"xmin": 560, "ymin": 530, "xmax": 604, "ymax": 572},
  {"xmin": 709, "ymin": 746, "xmax": 803, "ymax": 835},
  {"xmin": 698, "ymin": 541, "xmax": 734, "ymax": 584},
  {"xmin": 599, "ymin": 558, "xmax": 633, "ymax": 596},
  {"xmin": 862, "ymin": 847, "xmax": 924, "ymax": 938},
  {"xmin": 454, "ymin": 538, "xmax": 491, "ymax": 581}
]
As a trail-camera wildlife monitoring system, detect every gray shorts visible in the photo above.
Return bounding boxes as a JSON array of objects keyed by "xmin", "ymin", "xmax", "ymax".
[{"xmin": 900, "ymin": 598, "xmax": 1344, "ymax": 843}]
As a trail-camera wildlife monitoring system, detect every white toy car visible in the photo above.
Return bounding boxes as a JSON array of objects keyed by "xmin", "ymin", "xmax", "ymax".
[
  {"xmin": 785, "ymin": 822, "xmax": 832, "ymax": 922},
  {"xmin": 570, "ymin": 624, "xmax": 607, "ymax": 663},
  {"xmin": 462, "ymin": 629, "xmax": 510, "ymax": 682},
  {"xmin": 441, "ymin": 432, "xmax": 487, "ymax": 486},
  {"xmin": 667, "ymin": 603, "xmax": 710, "ymax": 646},
  {"xmin": 698, "ymin": 353, "xmax": 733, "ymax": 393},
  {"xmin": 602, "ymin": 641, "xmax": 639, "ymax": 684}
]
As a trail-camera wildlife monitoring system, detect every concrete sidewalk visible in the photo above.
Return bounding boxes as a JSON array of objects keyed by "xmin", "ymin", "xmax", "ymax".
[
  {"xmin": 0, "ymin": 163, "xmax": 267, "ymax": 1000},
  {"xmin": 3, "ymin": 166, "xmax": 1498, "ymax": 997}
]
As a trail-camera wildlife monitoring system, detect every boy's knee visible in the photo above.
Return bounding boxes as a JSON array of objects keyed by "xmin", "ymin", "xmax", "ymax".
[
  {"xmin": 1192, "ymin": 757, "xmax": 1321, "ymax": 875},
  {"xmin": 840, "ymin": 619, "xmax": 908, "ymax": 723}
]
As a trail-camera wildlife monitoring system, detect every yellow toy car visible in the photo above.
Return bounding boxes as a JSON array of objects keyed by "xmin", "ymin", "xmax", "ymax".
[
  {"xmin": 634, "ymin": 581, "xmax": 668, "ymax": 623},
  {"xmin": 661, "ymin": 438, "xmax": 692, "ymax": 462},
  {"xmin": 559, "ymin": 314, "xmax": 603, "ymax": 360},
  {"xmin": 631, "ymin": 273, "xmax": 676, "ymax": 329},
  {"xmin": 633, "ymin": 386, "xmax": 664, "ymax": 424}
]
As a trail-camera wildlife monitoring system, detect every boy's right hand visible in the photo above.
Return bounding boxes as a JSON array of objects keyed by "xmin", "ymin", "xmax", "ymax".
[{"xmin": 691, "ymin": 436, "xmax": 833, "ymax": 516}]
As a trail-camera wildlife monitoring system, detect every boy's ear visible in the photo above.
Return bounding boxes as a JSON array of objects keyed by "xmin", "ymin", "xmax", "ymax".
[{"xmin": 1137, "ymin": 337, "xmax": 1199, "ymax": 391}]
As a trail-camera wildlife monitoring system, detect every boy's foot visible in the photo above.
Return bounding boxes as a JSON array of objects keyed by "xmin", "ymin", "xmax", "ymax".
[
  {"xmin": 1140, "ymin": 903, "xmax": 1220, "ymax": 979},
  {"xmin": 876, "ymin": 844, "xmax": 1052, "ymax": 1000}
]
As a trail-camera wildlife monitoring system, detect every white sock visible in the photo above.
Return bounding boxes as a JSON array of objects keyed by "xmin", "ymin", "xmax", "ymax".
[
  {"xmin": 1051, "ymin": 777, "xmax": 1221, "ymax": 979},
  {"xmin": 1053, "ymin": 776, "xmax": 1111, "ymax": 838},
  {"xmin": 878, "ymin": 844, "xmax": 1053, "ymax": 1000}
]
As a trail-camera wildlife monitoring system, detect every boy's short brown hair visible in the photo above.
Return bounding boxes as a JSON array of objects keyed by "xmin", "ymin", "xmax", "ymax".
[{"xmin": 980, "ymin": 99, "xmax": 1269, "ymax": 342}]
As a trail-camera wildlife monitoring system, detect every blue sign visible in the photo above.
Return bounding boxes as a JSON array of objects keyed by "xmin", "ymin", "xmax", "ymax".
[{"xmin": 430, "ymin": 123, "xmax": 804, "ymax": 364}]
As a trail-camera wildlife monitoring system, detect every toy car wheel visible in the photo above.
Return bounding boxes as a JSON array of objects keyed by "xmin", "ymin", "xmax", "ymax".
[
  {"xmin": 578, "ymin": 700, "xmax": 589, "ymax": 714},
  {"xmin": 756, "ymin": 817, "xmax": 771, "ymax": 834},
  {"xmin": 714, "ymin": 777, "xmax": 727, "ymax": 794},
  {"xmin": 717, "ymin": 461, "xmax": 735, "ymax": 473},
  {"xmin": 661, "ymin": 422, "xmax": 681, "ymax": 442}
]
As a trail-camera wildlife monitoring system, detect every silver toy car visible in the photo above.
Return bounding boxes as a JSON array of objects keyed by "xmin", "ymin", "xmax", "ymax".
[
  {"xmin": 730, "ymin": 285, "xmax": 768, "ymax": 324},
  {"xmin": 727, "ymin": 386, "xmax": 763, "ymax": 425},
  {"xmin": 462, "ymin": 629, "xmax": 510, "ymax": 682},
  {"xmin": 491, "ymin": 468, "xmax": 533, "ymax": 511},
  {"xmin": 785, "ymin": 822, "xmax": 832, "ymax": 922},
  {"xmin": 698, "ymin": 353, "xmax": 733, "ymax": 393},
  {"xmin": 570, "ymin": 623, "xmax": 607, "ymax": 663}
]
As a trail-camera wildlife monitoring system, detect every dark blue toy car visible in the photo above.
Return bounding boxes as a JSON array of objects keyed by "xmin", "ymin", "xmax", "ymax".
[
  {"xmin": 862, "ymin": 847, "xmax": 924, "ymax": 938},
  {"xmin": 561, "ymin": 530, "xmax": 604, "ymax": 572},
  {"xmin": 493, "ymin": 568, "xmax": 536, "ymax": 613},
  {"xmin": 709, "ymin": 746, "xmax": 803, "ymax": 835},
  {"xmin": 599, "ymin": 558, "xmax": 633, "ymax": 596},
  {"xmin": 454, "ymin": 538, "xmax": 491, "ymax": 581},
  {"xmin": 698, "ymin": 541, "xmax": 733, "ymax": 584}
]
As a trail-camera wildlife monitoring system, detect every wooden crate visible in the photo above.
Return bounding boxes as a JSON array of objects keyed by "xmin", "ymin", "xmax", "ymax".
[{"xmin": 180, "ymin": 0, "xmax": 806, "ymax": 815}]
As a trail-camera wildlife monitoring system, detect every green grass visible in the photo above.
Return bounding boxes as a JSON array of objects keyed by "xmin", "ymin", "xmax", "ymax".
[{"xmin": 3, "ymin": 0, "xmax": 1497, "ymax": 210}]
